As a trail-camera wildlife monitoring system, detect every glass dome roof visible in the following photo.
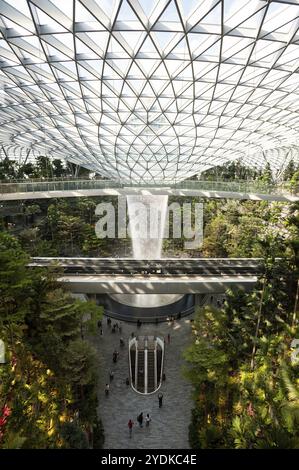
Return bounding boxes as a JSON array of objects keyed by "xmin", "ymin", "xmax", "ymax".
[{"xmin": 0, "ymin": 0, "xmax": 299, "ymax": 181}]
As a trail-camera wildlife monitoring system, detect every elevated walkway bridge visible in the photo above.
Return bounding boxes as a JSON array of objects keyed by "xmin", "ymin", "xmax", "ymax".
[
  {"xmin": 28, "ymin": 257, "xmax": 276, "ymax": 294},
  {"xmin": 1, "ymin": 179, "xmax": 298, "ymax": 202}
]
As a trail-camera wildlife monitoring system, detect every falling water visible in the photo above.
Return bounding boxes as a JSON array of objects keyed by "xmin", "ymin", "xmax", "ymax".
[
  {"xmin": 112, "ymin": 194, "xmax": 182, "ymax": 308},
  {"xmin": 127, "ymin": 194, "xmax": 168, "ymax": 260}
]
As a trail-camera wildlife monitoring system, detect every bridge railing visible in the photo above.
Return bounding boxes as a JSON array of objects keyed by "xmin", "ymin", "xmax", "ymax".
[
  {"xmin": 0, "ymin": 178, "xmax": 297, "ymax": 196},
  {"xmin": 0, "ymin": 179, "xmax": 121, "ymax": 194}
]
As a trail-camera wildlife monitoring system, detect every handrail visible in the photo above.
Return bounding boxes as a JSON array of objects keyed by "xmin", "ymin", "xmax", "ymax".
[{"xmin": 0, "ymin": 178, "xmax": 297, "ymax": 196}]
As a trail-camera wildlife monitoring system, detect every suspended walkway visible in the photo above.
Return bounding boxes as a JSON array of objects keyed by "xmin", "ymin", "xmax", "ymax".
[
  {"xmin": 129, "ymin": 336, "xmax": 164, "ymax": 395},
  {"xmin": 0, "ymin": 179, "xmax": 297, "ymax": 202}
]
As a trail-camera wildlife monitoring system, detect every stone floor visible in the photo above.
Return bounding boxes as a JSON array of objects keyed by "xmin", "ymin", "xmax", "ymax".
[{"xmin": 93, "ymin": 315, "xmax": 194, "ymax": 449}]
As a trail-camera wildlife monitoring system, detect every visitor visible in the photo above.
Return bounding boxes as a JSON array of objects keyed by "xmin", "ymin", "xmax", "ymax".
[
  {"xmin": 137, "ymin": 319, "xmax": 142, "ymax": 328},
  {"xmin": 145, "ymin": 414, "xmax": 151, "ymax": 427},
  {"xmin": 113, "ymin": 350, "xmax": 118, "ymax": 363},
  {"xmin": 107, "ymin": 317, "xmax": 111, "ymax": 327},
  {"xmin": 131, "ymin": 332, "xmax": 135, "ymax": 338},
  {"xmin": 112, "ymin": 325, "xmax": 116, "ymax": 333},
  {"xmin": 167, "ymin": 333, "xmax": 171, "ymax": 344},
  {"xmin": 158, "ymin": 392, "xmax": 163, "ymax": 408},
  {"xmin": 126, "ymin": 377, "xmax": 130, "ymax": 386},
  {"xmin": 137, "ymin": 412, "xmax": 143, "ymax": 428},
  {"xmin": 97, "ymin": 319, "xmax": 102, "ymax": 329},
  {"xmin": 100, "ymin": 328, "xmax": 103, "ymax": 336},
  {"xmin": 120, "ymin": 337, "xmax": 125, "ymax": 347},
  {"xmin": 128, "ymin": 419, "xmax": 134, "ymax": 437},
  {"xmin": 105, "ymin": 384, "xmax": 110, "ymax": 396},
  {"xmin": 109, "ymin": 370, "xmax": 114, "ymax": 382}
]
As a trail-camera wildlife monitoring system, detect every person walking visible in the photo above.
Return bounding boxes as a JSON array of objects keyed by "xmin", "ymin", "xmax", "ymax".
[
  {"xmin": 113, "ymin": 350, "xmax": 118, "ymax": 363},
  {"xmin": 145, "ymin": 413, "xmax": 151, "ymax": 427},
  {"xmin": 137, "ymin": 412, "xmax": 143, "ymax": 428},
  {"xmin": 120, "ymin": 337, "xmax": 125, "ymax": 347},
  {"xmin": 128, "ymin": 419, "xmax": 134, "ymax": 437},
  {"xmin": 109, "ymin": 369, "xmax": 114, "ymax": 382},
  {"xmin": 167, "ymin": 333, "xmax": 171, "ymax": 344},
  {"xmin": 105, "ymin": 383, "xmax": 110, "ymax": 396},
  {"xmin": 158, "ymin": 392, "xmax": 163, "ymax": 408}
]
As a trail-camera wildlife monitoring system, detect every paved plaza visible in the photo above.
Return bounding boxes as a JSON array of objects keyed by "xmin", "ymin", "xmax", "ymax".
[{"xmin": 93, "ymin": 315, "xmax": 194, "ymax": 449}]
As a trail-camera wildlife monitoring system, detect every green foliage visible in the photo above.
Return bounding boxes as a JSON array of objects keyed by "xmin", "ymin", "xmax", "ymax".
[
  {"xmin": 0, "ymin": 232, "xmax": 104, "ymax": 449},
  {"xmin": 0, "ymin": 157, "xmax": 17, "ymax": 180},
  {"xmin": 0, "ymin": 157, "xmax": 69, "ymax": 181},
  {"xmin": 186, "ymin": 199, "xmax": 299, "ymax": 448},
  {"xmin": 283, "ymin": 160, "xmax": 298, "ymax": 181},
  {"xmin": 60, "ymin": 422, "xmax": 89, "ymax": 449},
  {"xmin": 201, "ymin": 160, "xmax": 261, "ymax": 181},
  {"xmin": 93, "ymin": 418, "xmax": 105, "ymax": 449},
  {"xmin": 202, "ymin": 199, "xmax": 293, "ymax": 259}
]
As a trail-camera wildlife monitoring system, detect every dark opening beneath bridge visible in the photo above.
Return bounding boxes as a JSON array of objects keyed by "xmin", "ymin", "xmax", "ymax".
[{"xmin": 100, "ymin": 293, "xmax": 194, "ymax": 323}]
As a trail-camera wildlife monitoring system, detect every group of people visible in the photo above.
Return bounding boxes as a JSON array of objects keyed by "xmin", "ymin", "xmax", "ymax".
[
  {"xmin": 103, "ymin": 315, "xmax": 165, "ymax": 435},
  {"xmin": 128, "ymin": 412, "xmax": 151, "ymax": 437},
  {"xmin": 105, "ymin": 317, "xmax": 122, "ymax": 334},
  {"xmin": 127, "ymin": 393, "xmax": 164, "ymax": 437},
  {"xmin": 104, "ymin": 317, "xmax": 124, "ymax": 396},
  {"xmin": 98, "ymin": 318, "xmax": 123, "ymax": 335}
]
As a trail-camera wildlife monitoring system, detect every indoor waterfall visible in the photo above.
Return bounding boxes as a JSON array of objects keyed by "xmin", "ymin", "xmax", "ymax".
[{"xmin": 111, "ymin": 194, "xmax": 182, "ymax": 308}]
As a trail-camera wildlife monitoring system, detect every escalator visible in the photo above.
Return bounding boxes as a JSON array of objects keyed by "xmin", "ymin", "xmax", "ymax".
[
  {"xmin": 137, "ymin": 350, "xmax": 145, "ymax": 393},
  {"xmin": 147, "ymin": 350, "xmax": 155, "ymax": 393},
  {"xmin": 129, "ymin": 335, "xmax": 164, "ymax": 394}
]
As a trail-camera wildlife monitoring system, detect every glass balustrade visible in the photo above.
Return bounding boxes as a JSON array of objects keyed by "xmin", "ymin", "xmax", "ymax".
[{"xmin": 0, "ymin": 179, "xmax": 297, "ymax": 196}]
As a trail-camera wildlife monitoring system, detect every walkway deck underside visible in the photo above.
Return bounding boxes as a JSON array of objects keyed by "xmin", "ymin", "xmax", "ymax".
[{"xmin": 58, "ymin": 274, "xmax": 257, "ymax": 294}]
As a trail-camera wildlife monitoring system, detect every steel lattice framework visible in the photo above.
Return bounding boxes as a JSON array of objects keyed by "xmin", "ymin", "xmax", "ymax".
[{"xmin": 0, "ymin": 0, "xmax": 299, "ymax": 182}]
